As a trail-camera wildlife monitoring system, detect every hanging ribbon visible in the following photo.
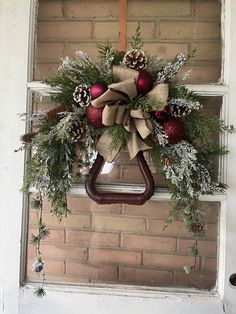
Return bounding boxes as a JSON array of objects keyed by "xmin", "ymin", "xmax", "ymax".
[{"xmin": 91, "ymin": 66, "xmax": 169, "ymax": 162}]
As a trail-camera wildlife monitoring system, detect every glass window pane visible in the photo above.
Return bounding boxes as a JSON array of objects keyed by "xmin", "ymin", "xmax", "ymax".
[
  {"xmin": 35, "ymin": 0, "xmax": 221, "ymax": 83},
  {"xmin": 28, "ymin": 195, "xmax": 219, "ymax": 289},
  {"xmin": 26, "ymin": 93, "xmax": 222, "ymax": 289}
]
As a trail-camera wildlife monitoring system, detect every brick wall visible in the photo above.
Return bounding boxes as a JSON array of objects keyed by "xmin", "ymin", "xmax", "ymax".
[
  {"xmin": 28, "ymin": 196, "xmax": 219, "ymax": 289},
  {"xmin": 35, "ymin": 0, "xmax": 221, "ymax": 83},
  {"xmin": 28, "ymin": 0, "xmax": 222, "ymax": 289}
]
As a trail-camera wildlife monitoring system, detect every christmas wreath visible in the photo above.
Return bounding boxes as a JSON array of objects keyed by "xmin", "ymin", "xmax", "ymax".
[{"xmin": 19, "ymin": 26, "xmax": 234, "ymax": 296}]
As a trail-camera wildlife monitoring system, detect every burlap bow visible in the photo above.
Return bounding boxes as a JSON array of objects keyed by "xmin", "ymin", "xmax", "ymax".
[{"xmin": 91, "ymin": 66, "xmax": 169, "ymax": 162}]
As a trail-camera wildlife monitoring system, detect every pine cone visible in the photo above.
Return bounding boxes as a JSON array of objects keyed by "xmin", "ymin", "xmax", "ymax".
[
  {"xmin": 73, "ymin": 85, "xmax": 91, "ymax": 107},
  {"xmin": 163, "ymin": 157, "xmax": 172, "ymax": 167},
  {"xmin": 44, "ymin": 104, "xmax": 73, "ymax": 124},
  {"xmin": 169, "ymin": 100, "xmax": 192, "ymax": 118},
  {"xmin": 68, "ymin": 121, "xmax": 86, "ymax": 143},
  {"xmin": 191, "ymin": 222, "xmax": 203, "ymax": 234},
  {"xmin": 20, "ymin": 132, "xmax": 35, "ymax": 143},
  {"xmin": 123, "ymin": 49, "xmax": 147, "ymax": 70}
]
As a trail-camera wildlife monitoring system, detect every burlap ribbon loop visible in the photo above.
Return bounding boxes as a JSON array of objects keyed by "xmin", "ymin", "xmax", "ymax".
[{"xmin": 91, "ymin": 66, "xmax": 169, "ymax": 162}]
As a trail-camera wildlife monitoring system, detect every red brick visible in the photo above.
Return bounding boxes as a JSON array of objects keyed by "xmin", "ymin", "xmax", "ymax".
[
  {"xmin": 34, "ymin": 63, "xmax": 59, "ymax": 80},
  {"xmin": 89, "ymin": 248, "xmax": 141, "ymax": 265},
  {"xmin": 28, "ymin": 211, "xmax": 38, "ymax": 226},
  {"xmin": 37, "ymin": 42, "xmax": 64, "ymax": 61},
  {"xmin": 67, "ymin": 197, "xmax": 122, "ymax": 214},
  {"xmin": 27, "ymin": 244, "xmax": 37, "ymax": 258},
  {"xmin": 65, "ymin": 42, "xmax": 119, "ymax": 60},
  {"xmin": 28, "ymin": 258, "xmax": 65, "ymax": 275},
  {"xmin": 120, "ymin": 266, "xmax": 173, "ymax": 286},
  {"xmin": 27, "ymin": 273, "xmax": 90, "ymax": 284},
  {"xmin": 184, "ymin": 65, "xmax": 221, "ymax": 84},
  {"xmin": 65, "ymin": 43, "xmax": 99, "ymax": 60},
  {"xmin": 175, "ymin": 271, "xmax": 216, "ymax": 289},
  {"xmin": 64, "ymin": 0, "xmax": 119, "ymax": 18},
  {"xmin": 159, "ymin": 21, "xmax": 220, "ymax": 40},
  {"xmin": 142, "ymin": 43, "xmax": 189, "ymax": 60},
  {"xmin": 67, "ymin": 230, "xmax": 120, "ymax": 247},
  {"xmin": 32, "ymin": 98, "xmax": 54, "ymax": 113},
  {"xmin": 96, "ymin": 164, "xmax": 121, "ymax": 183},
  {"xmin": 122, "ymin": 201, "xmax": 172, "ymax": 218},
  {"xmin": 128, "ymin": 0, "xmax": 191, "ymax": 17},
  {"xmin": 127, "ymin": 22, "xmax": 155, "ymax": 39},
  {"xmin": 38, "ymin": 1, "xmax": 63, "ymax": 18},
  {"xmin": 66, "ymin": 262, "xmax": 117, "ymax": 280},
  {"xmin": 201, "ymin": 202, "xmax": 219, "ymax": 223},
  {"xmin": 38, "ymin": 21, "xmax": 92, "ymax": 40},
  {"xmin": 120, "ymin": 165, "xmax": 146, "ymax": 184},
  {"xmin": 94, "ymin": 22, "xmax": 119, "ymax": 39},
  {"xmin": 40, "ymin": 244, "xmax": 87, "ymax": 261},
  {"xmin": 148, "ymin": 220, "xmax": 217, "ymax": 239},
  {"xmin": 194, "ymin": 1, "xmax": 221, "ymax": 18},
  {"xmin": 144, "ymin": 253, "xmax": 199, "ymax": 270},
  {"xmin": 28, "ymin": 228, "xmax": 65, "ymax": 244},
  {"xmin": 42, "ymin": 212, "xmax": 91, "ymax": 229},
  {"xmin": 93, "ymin": 215, "xmax": 145, "ymax": 232},
  {"xmin": 192, "ymin": 43, "xmax": 221, "ymax": 62},
  {"xmin": 179, "ymin": 239, "xmax": 217, "ymax": 257},
  {"xmin": 203, "ymin": 258, "xmax": 217, "ymax": 272},
  {"xmin": 122, "ymin": 234, "xmax": 176, "ymax": 251},
  {"xmin": 43, "ymin": 275, "xmax": 90, "ymax": 284}
]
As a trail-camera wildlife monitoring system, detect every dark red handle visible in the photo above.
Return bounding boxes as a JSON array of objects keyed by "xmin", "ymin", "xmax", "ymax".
[{"xmin": 85, "ymin": 151, "xmax": 155, "ymax": 205}]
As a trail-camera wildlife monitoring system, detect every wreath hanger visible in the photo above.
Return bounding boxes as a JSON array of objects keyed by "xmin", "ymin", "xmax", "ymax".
[{"xmin": 85, "ymin": 151, "xmax": 155, "ymax": 205}]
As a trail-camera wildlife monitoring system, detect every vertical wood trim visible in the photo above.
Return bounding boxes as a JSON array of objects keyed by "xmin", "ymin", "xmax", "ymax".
[
  {"xmin": 0, "ymin": 0, "xmax": 31, "ymax": 313},
  {"xmin": 119, "ymin": 0, "xmax": 127, "ymax": 51}
]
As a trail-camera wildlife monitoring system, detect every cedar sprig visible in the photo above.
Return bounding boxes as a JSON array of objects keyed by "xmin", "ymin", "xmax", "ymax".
[
  {"xmin": 131, "ymin": 22, "xmax": 143, "ymax": 50},
  {"xmin": 107, "ymin": 124, "xmax": 129, "ymax": 153}
]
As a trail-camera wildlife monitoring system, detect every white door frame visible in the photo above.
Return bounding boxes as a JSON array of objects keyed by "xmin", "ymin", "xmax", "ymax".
[{"xmin": 0, "ymin": 0, "xmax": 236, "ymax": 313}]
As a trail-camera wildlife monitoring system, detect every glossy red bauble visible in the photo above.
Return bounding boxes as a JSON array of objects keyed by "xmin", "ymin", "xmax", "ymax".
[
  {"xmin": 136, "ymin": 69, "xmax": 153, "ymax": 95},
  {"xmin": 86, "ymin": 104, "xmax": 105, "ymax": 128},
  {"xmin": 163, "ymin": 118, "xmax": 185, "ymax": 144},
  {"xmin": 153, "ymin": 105, "xmax": 170, "ymax": 121},
  {"xmin": 90, "ymin": 83, "xmax": 108, "ymax": 100}
]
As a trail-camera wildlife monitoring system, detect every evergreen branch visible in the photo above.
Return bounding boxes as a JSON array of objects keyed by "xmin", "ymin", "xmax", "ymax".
[
  {"xmin": 131, "ymin": 22, "xmax": 143, "ymax": 50},
  {"xmin": 34, "ymin": 273, "xmax": 46, "ymax": 298},
  {"xmin": 107, "ymin": 124, "xmax": 129, "ymax": 152},
  {"xmin": 34, "ymin": 287, "xmax": 46, "ymax": 298}
]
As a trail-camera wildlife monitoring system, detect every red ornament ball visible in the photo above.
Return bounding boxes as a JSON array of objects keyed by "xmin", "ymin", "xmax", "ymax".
[
  {"xmin": 90, "ymin": 83, "xmax": 108, "ymax": 100},
  {"xmin": 86, "ymin": 104, "xmax": 105, "ymax": 128},
  {"xmin": 153, "ymin": 105, "xmax": 170, "ymax": 121},
  {"xmin": 163, "ymin": 118, "xmax": 185, "ymax": 144},
  {"xmin": 136, "ymin": 69, "xmax": 153, "ymax": 95}
]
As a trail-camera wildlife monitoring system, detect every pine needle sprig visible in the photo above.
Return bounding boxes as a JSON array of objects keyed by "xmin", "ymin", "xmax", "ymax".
[
  {"xmin": 129, "ymin": 95, "xmax": 163, "ymax": 112},
  {"xmin": 183, "ymin": 110, "xmax": 235, "ymax": 153},
  {"xmin": 34, "ymin": 287, "xmax": 46, "ymax": 298},
  {"xmin": 34, "ymin": 273, "xmax": 46, "ymax": 298},
  {"xmin": 154, "ymin": 50, "xmax": 196, "ymax": 85},
  {"xmin": 131, "ymin": 22, "xmax": 143, "ymax": 50},
  {"xmin": 107, "ymin": 124, "xmax": 129, "ymax": 152},
  {"xmin": 169, "ymin": 84, "xmax": 204, "ymax": 103}
]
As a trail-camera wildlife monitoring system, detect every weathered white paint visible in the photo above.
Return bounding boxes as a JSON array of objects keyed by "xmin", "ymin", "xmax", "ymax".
[
  {"xmin": 0, "ymin": 0, "xmax": 236, "ymax": 313},
  {"xmin": 0, "ymin": 1, "xmax": 31, "ymax": 313}
]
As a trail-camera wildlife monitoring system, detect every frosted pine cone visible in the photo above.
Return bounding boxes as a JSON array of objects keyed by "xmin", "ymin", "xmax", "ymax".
[
  {"xmin": 73, "ymin": 85, "xmax": 91, "ymax": 107},
  {"xmin": 68, "ymin": 121, "xmax": 86, "ymax": 143},
  {"xmin": 169, "ymin": 99, "xmax": 201, "ymax": 118},
  {"xmin": 123, "ymin": 49, "xmax": 147, "ymax": 70}
]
